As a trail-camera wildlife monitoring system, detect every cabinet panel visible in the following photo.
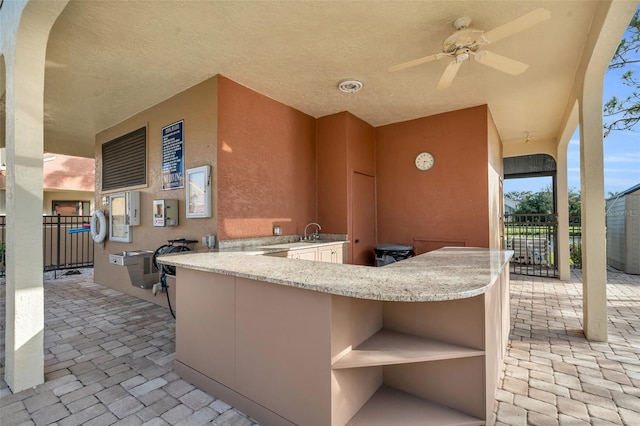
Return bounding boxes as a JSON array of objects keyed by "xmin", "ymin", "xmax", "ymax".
[
  {"xmin": 235, "ymin": 278, "xmax": 332, "ymax": 426},
  {"xmin": 319, "ymin": 244, "xmax": 346, "ymax": 264},
  {"xmin": 175, "ymin": 270, "xmax": 236, "ymax": 387},
  {"xmin": 288, "ymin": 247, "xmax": 317, "ymax": 261},
  {"xmin": 319, "ymin": 246, "xmax": 335, "ymax": 263}
]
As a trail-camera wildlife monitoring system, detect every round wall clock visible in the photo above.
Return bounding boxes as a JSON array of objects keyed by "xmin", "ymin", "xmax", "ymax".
[{"xmin": 415, "ymin": 152, "xmax": 435, "ymax": 171}]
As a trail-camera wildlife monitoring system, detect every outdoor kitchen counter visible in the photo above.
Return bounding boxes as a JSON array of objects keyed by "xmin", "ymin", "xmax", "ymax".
[
  {"xmin": 159, "ymin": 245, "xmax": 514, "ymax": 426},
  {"xmin": 157, "ymin": 246, "xmax": 513, "ymax": 302}
]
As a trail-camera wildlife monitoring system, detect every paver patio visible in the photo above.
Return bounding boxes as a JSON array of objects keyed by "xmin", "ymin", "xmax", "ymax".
[{"xmin": 1, "ymin": 268, "xmax": 639, "ymax": 425}]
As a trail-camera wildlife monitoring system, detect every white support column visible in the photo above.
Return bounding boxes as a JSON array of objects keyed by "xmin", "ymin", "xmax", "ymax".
[
  {"xmin": 579, "ymin": 90, "xmax": 608, "ymax": 342},
  {"xmin": 2, "ymin": 0, "xmax": 69, "ymax": 392},
  {"xmin": 556, "ymin": 149, "xmax": 570, "ymax": 281},
  {"xmin": 555, "ymin": 103, "xmax": 579, "ymax": 282}
]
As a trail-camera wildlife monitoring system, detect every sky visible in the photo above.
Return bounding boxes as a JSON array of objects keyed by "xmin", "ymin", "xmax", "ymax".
[{"xmin": 505, "ymin": 12, "xmax": 640, "ymax": 197}]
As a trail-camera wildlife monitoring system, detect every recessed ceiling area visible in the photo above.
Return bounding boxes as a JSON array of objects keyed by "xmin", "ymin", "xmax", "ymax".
[{"xmin": 42, "ymin": 1, "xmax": 602, "ymax": 157}]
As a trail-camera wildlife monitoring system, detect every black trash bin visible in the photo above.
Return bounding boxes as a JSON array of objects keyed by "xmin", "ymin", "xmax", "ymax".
[{"xmin": 374, "ymin": 244, "xmax": 415, "ymax": 267}]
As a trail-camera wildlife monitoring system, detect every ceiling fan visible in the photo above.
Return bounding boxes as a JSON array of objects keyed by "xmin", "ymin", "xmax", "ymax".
[{"xmin": 389, "ymin": 8, "xmax": 550, "ymax": 89}]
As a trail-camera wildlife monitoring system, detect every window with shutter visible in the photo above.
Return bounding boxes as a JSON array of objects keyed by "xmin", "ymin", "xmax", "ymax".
[{"xmin": 102, "ymin": 127, "xmax": 147, "ymax": 191}]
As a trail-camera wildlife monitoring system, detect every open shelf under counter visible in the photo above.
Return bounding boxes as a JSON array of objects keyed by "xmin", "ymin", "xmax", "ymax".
[
  {"xmin": 346, "ymin": 386, "xmax": 484, "ymax": 426},
  {"xmin": 332, "ymin": 329, "xmax": 484, "ymax": 369}
]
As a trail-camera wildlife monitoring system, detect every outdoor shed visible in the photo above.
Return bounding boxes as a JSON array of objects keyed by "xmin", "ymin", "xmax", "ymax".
[{"xmin": 606, "ymin": 183, "xmax": 640, "ymax": 275}]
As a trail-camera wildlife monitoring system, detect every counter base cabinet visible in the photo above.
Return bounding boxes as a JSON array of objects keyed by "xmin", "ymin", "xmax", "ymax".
[
  {"xmin": 175, "ymin": 267, "xmax": 509, "ymax": 426},
  {"xmin": 264, "ymin": 242, "xmax": 347, "ymax": 263}
]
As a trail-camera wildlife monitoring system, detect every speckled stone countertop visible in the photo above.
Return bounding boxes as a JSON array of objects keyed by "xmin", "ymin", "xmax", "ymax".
[{"xmin": 158, "ymin": 245, "xmax": 513, "ymax": 302}]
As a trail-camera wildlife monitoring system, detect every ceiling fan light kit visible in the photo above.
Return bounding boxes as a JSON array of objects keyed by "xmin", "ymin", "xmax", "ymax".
[{"xmin": 389, "ymin": 8, "xmax": 550, "ymax": 89}]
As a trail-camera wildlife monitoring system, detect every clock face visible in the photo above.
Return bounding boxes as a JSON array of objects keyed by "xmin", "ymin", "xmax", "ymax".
[{"xmin": 415, "ymin": 152, "xmax": 435, "ymax": 171}]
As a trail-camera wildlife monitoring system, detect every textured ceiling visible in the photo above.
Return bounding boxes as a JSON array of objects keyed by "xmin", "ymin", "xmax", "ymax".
[{"xmin": 42, "ymin": 1, "xmax": 604, "ymax": 157}]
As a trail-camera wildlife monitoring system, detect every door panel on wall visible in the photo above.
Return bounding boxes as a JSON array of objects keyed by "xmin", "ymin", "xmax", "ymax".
[{"xmin": 352, "ymin": 172, "xmax": 376, "ymax": 266}]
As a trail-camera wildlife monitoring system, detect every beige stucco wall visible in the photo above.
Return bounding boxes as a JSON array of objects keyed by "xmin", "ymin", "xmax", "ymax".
[
  {"xmin": 487, "ymin": 109, "xmax": 504, "ymax": 250},
  {"xmin": 94, "ymin": 77, "xmax": 219, "ymax": 306}
]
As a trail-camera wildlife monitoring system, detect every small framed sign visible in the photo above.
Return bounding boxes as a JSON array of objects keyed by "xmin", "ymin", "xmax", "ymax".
[
  {"xmin": 161, "ymin": 120, "xmax": 185, "ymax": 190},
  {"xmin": 185, "ymin": 165, "xmax": 212, "ymax": 218}
]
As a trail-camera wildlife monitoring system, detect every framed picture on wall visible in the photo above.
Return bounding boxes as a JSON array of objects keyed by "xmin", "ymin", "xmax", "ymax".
[{"xmin": 185, "ymin": 165, "xmax": 212, "ymax": 218}]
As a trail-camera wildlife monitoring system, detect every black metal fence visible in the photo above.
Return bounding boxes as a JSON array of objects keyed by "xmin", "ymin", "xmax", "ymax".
[
  {"xmin": 504, "ymin": 213, "xmax": 559, "ymax": 277},
  {"xmin": 569, "ymin": 215, "xmax": 582, "ymax": 269},
  {"xmin": 0, "ymin": 215, "xmax": 95, "ymax": 278},
  {"xmin": 504, "ymin": 213, "xmax": 583, "ymax": 277}
]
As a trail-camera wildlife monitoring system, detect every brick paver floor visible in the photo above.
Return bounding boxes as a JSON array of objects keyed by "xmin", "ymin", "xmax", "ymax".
[
  {"xmin": 496, "ymin": 269, "xmax": 640, "ymax": 425},
  {"xmin": 1, "ymin": 267, "xmax": 639, "ymax": 425}
]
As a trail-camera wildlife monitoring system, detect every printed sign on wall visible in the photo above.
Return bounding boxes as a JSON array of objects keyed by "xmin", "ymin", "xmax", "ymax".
[{"xmin": 161, "ymin": 120, "xmax": 185, "ymax": 190}]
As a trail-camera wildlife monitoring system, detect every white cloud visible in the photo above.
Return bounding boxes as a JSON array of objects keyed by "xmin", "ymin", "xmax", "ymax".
[
  {"xmin": 605, "ymin": 153, "xmax": 640, "ymax": 164},
  {"xmin": 604, "ymin": 167, "xmax": 640, "ymax": 174}
]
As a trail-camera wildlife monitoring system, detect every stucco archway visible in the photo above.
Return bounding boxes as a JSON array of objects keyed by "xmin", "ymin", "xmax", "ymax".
[{"xmin": 1, "ymin": 0, "xmax": 69, "ymax": 392}]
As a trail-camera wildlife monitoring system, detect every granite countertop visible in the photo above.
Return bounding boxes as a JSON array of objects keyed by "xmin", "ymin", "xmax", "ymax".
[{"xmin": 158, "ymin": 244, "xmax": 513, "ymax": 302}]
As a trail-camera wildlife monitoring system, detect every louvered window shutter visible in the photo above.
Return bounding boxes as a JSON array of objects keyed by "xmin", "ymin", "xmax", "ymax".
[{"xmin": 102, "ymin": 127, "xmax": 147, "ymax": 191}]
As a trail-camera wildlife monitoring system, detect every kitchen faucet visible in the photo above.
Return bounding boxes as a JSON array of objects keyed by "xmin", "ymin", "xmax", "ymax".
[{"xmin": 303, "ymin": 222, "xmax": 322, "ymax": 241}]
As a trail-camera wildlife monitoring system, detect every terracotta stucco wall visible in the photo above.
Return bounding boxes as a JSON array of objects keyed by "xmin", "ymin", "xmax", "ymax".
[
  {"xmin": 217, "ymin": 77, "xmax": 316, "ymax": 239},
  {"xmin": 347, "ymin": 113, "xmax": 376, "ymax": 177},
  {"xmin": 375, "ymin": 105, "xmax": 490, "ymax": 253},
  {"xmin": 317, "ymin": 113, "xmax": 349, "ymax": 234},
  {"xmin": 317, "ymin": 112, "xmax": 375, "ymax": 263},
  {"xmin": 93, "ymin": 77, "xmax": 219, "ymax": 305}
]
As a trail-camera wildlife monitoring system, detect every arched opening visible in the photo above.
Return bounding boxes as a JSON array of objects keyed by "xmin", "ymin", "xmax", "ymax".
[{"xmin": 503, "ymin": 154, "xmax": 559, "ymax": 277}]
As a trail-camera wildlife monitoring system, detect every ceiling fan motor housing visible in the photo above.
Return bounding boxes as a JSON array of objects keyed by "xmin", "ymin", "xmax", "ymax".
[{"xmin": 442, "ymin": 28, "xmax": 484, "ymax": 55}]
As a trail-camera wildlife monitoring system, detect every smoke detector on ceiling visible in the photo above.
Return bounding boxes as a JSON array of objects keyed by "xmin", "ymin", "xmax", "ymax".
[{"xmin": 337, "ymin": 79, "xmax": 363, "ymax": 93}]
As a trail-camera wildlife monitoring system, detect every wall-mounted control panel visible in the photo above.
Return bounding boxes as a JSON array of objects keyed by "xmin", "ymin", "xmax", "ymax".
[{"xmin": 153, "ymin": 199, "xmax": 179, "ymax": 227}]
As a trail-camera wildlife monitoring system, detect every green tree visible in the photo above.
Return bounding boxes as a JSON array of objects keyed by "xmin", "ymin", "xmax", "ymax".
[
  {"xmin": 568, "ymin": 187, "xmax": 581, "ymax": 218},
  {"xmin": 504, "ymin": 190, "xmax": 532, "ymax": 203},
  {"xmin": 603, "ymin": 8, "xmax": 640, "ymax": 137},
  {"xmin": 513, "ymin": 190, "xmax": 553, "ymax": 216},
  {"xmin": 507, "ymin": 185, "xmax": 581, "ymax": 218}
]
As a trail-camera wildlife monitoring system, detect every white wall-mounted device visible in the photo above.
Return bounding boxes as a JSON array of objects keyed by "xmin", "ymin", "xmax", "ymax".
[
  {"xmin": 153, "ymin": 199, "xmax": 179, "ymax": 227},
  {"xmin": 186, "ymin": 165, "xmax": 212, "ymax": 218},
  {"xmin": 108, "ymin": 191, "xmax": 141, "ymax": 243}
]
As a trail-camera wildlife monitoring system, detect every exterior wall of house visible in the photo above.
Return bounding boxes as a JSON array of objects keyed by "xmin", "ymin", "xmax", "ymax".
[
  {"xmin": 317, "ymin": 111, "xmax": 376, "ymax": 262},
  {"xmin": 606, "ymin": 196, "xmax": 626, "ymax": 271},
  {"xmin": 608, "ymin": 190, "xmax": 640, "ymax": 274},
  {"xmin": 93, "ymin": 75, "xmax": 318, "ymax": 304},
  {"xmin": 94, "ymin": 77, "xmax": 220, "ymax": 306},
  {"xmin": 217, "ymin": 77, "xmax": 316, "ymax": 240},
  {"xmin": 92, "ymin": 74, "xmax": 504, "ymax": 302},
  {"xmin": 0, "ymin": 152, "xmax": 94, "ymax": 215},
  {"xmin": 487, "ymin": 110, "xmax": 504, "ymax": 249},
  {"xmin": 0, "ymin": 190, "xmax": 93, "ymax": 215},
  {"xmin": 44, "ymin": 191, "xmax": 94, "ymax": 215},
  {"xmin": 625, "ymin": 192, "xmax": 640, "ymax": 274},
  {"xmin": 375, "ymin": 105, "xmax": 491, "ymax": 254},
  {"xmin": 317, "ymin": 113, "xmax": 349, "ymax": 234}
]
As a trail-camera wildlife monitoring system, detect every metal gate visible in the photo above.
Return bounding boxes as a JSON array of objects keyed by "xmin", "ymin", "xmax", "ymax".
[
  {"xmin": 0, "ymin": 215, "xmax": 95, "ymax": 278},
  {"xmin": 504, "ymin": 213, "xmax": 558, "ymax": 277}
]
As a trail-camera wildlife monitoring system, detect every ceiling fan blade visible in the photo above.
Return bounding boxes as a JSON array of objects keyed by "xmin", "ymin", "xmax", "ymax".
[
  {"xmin": 389, "ymin": 53, "xmax": 446, "ymax": 72},
  {"xmin": 437, "ymin": 60, "xmax": 462, "ymax": 89},
  {"xmin": 474, "ymin": 50, "xmax": 529, "ymax": 75},
  {"xmin": 481, "ymin": 8, "xmax": 550, "ymax": 44}
]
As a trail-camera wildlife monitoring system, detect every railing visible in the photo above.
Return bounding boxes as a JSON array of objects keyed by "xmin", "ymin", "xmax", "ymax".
[
  {"xmin": 504, "ymin": 213, "xmax": 583, "ymax": 277},
  {"xmin": 0, "ymin": 215, "xmax": 95, "ymax": 278},
  {"xmin": 504, "ymin": 213, "xmax": 558, "ymax": 277},
  {"xmin": 569, "ymin": 215, "xmax": 582, "ymax": 269}
]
